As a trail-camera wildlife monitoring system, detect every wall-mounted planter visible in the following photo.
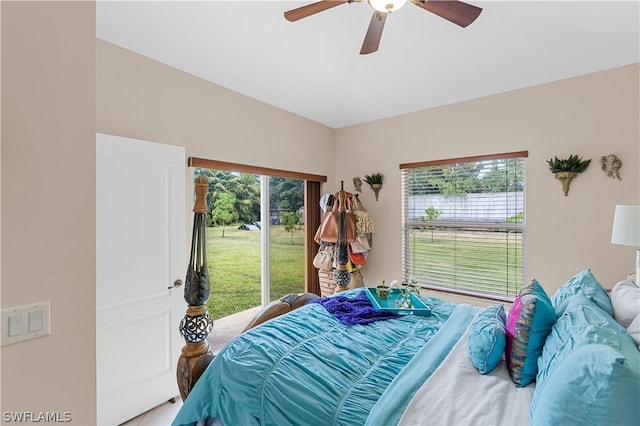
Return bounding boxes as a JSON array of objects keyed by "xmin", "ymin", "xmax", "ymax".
[
  {"xmin": 364, "ymin": 173, "xmax": 384, "ymax": 201},
  {"xmin": 547, "ymin": 155, "xmax": 591, "ymax": 197},
  {"xmin": 554, "ymin": 171, "xmax": 578, "ymax": 197},
  {"xmin": 370, "ymin": 183, "xmax": 382, "ymax": 201}
]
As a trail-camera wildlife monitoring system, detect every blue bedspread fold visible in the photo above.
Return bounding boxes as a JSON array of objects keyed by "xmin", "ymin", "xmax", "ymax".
[
  {"xmin": 365, "ymin": 304, "xmax": 479, "ymax": 426},
  {"xmin": 172, "ymin": 290, "xmax": 475, "ymax": 426}
]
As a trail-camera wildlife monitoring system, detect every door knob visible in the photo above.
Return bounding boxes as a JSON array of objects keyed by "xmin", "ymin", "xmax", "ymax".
[{"xmin": 168, "ymin": 279, "xmax": 183, "ymax": 289}]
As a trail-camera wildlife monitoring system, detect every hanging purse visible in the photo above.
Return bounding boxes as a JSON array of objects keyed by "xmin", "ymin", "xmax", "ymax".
[
  {"xmin": 314, "ymin": 195, "xmax": 335, "ymax": 243},
  {"xmin": 353, "ymin": 194, "xmax": 374, "ymax": 234},
  {"xmin": 313, "ymin": 244, "xmax": 334, "ymax": 270},
  {"xmin": 314, "ymin": 207, "xmax": 338, "ymax": 244},
  {"xmin": 314, "ymin": 193, "xmax": 357, "ymax": 244},
  {"xmin": 348, "ymin": 245, "xmax": 367, "ymax": 265},
  {"xmin": 350, "ymin": 234, "xmax": 371, "ymax": 253}
]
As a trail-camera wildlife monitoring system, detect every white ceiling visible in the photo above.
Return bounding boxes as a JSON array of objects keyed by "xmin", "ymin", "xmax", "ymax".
[{"xmin": 96, "ymin": 1, "xmax": 639, "ymax": 129}]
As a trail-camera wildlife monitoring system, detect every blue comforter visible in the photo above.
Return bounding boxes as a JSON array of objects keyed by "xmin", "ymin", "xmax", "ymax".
[{"xmin": 173, "ymin": 290, "xmax": 478, "ymax": 426}]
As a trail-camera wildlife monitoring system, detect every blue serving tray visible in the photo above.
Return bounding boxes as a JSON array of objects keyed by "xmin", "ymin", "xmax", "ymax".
[{"xmin": 365, "ymin": 287, "xmax": 431, "ymax": 316}]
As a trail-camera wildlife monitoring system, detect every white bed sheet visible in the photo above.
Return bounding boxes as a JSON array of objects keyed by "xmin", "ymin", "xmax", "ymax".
[{"xmin": 399, "ymin": 318, "xmax": 534, "ymax": 426}]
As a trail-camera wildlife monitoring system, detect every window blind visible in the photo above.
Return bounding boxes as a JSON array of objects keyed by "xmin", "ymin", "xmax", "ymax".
[{"xmin": 400, "ymin": 152, "xmax": 527, "ymax": 300}]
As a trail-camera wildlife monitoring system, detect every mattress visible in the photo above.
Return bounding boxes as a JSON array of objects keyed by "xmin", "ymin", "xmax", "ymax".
[{"xmin": 172, "ymin": 289, "xmax": 479, "ymax": 426}]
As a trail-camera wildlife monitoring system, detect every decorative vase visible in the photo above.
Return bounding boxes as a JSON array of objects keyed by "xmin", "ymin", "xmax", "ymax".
[
  {"xmin": 554, "ymin": 171, "xmax": 578, "ymax": 197},
  {"xmin": 371, "ymin": 183, "xmax": 382, "ymax": 201},
  {"xmin": 376, "ymin": 285, "xmax": 390, "ymax": 300}
]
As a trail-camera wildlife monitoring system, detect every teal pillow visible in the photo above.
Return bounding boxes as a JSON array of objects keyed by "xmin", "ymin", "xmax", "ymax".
[
  {"xmin": 505, "ymin": 279, "xmax": 556, "ymax": 387},
  {"xmin": 551, "ymin": 268, "xmax": 613, "ymax": 317},
  {"xmin": 531, "ymin": 295, "xmax": 640, "ymax": 425},
  {"xmin": 468, "ymin": 304, "xmax": 506, "ymax": 374}
]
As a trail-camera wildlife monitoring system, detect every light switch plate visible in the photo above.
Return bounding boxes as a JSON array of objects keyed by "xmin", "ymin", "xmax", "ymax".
[
  {"xmin": 1, "ymin": 301, "xmax": 51, "ymax": 346},
  {"xmin": 29, "ymin": 310, "xmax": 44, "ymax": 332},
  {"xmin": 8, "ymin": 314, "xmax": 23, "ymax": 337}
]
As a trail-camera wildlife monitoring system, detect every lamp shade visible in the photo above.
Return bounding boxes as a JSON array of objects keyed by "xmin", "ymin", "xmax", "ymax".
[{"xmin": 611, "ymin": 205, "xmax": 640, "ymax": 247}]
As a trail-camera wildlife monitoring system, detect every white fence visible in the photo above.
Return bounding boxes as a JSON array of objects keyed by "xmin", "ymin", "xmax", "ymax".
[{"xmin": 407, "ymin": 192, "xmax": 524, "ymax": 223}]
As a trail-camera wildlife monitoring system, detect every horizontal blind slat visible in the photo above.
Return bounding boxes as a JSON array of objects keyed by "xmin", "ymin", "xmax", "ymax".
[{"xmin": 402, "ymin": 155, "xmax": 525, "ymax": 299}]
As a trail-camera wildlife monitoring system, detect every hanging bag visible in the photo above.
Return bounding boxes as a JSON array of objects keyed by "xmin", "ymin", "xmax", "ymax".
[
  {"xmin": 348, "ymin": 245, "xmax": 367, "ymax": 265},
  {"xmin": 314, "ymin": 195, "xmax": 336, "ymax": 243},
  {"xmin": 313, "ymin": 244, "xmax": 335, "ymax": 270},
  {"xmin": 314, "ymin": 206, "xmax": 338, "ymax": 244},
  {"xmin": 350, "ymin": 194, "xmax": 373, "ymax": 252},
  {"xmin": 353, "ymin": 194, "xmax": 374, "ymax": 235},
  {"xmin": 350, "ymin": 234, "xmax": 371, "ymax": 254},
  {"xmin": 314, "ymin": 193, "xmax": 357, "ymax": 244}
]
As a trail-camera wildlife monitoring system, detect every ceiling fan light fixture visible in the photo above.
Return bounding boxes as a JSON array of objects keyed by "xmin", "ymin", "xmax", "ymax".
[{"xmin": 367, "ymin": 0, "xmax": 407, "ymax": 13}]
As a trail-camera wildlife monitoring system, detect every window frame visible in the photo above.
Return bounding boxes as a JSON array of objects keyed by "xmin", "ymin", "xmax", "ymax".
[
  {"xmin": 188, "ymin": 157, "xmax": 326, "ymax": 296},
  {"xmin": 399, "ymin": 151, "xmax": 527, "ymax": 302}
]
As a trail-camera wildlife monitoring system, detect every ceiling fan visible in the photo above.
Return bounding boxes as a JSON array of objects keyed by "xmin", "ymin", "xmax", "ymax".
[{"xmin": 284, "ymin": 0, "xmax": 482, "ymax": 55}]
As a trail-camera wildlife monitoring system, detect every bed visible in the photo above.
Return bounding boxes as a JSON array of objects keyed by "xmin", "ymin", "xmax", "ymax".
[{"xmin": 173, "ymin": 269, "xmax": 640, "ymax": 426}]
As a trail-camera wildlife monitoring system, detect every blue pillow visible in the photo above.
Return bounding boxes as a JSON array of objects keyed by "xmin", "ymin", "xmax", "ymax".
[
  {"xmin": 468, "ymin": 304, "xmax": 506, "ymax": 374},
  {"xmin": 551, "ymin": 268, "xmax": 613, "ymax": 317},
  {"xmin": 505, "ymin": 279, "xmax": 556, "ymax": 387},
  {"xmin": 531, "ymin": 295, "xmax": 640, "ymax": 425}
]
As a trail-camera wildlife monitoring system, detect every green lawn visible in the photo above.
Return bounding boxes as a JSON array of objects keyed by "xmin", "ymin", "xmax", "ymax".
[
  {"xmin": 201, "ymin": 225, "xmax": 521, "ymax": 319},
  {"xmin": 409, "ymin": 228, "xmax": 524, "ymax": 298},
  {"xmin": 204, "ymin": 224, "xmax": 305, "ymax": 320}
]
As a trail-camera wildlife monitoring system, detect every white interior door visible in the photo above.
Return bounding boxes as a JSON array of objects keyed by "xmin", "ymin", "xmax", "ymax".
[{"xmin": 96, "ymin": 133, "xmax": 186, "ymax": 425}]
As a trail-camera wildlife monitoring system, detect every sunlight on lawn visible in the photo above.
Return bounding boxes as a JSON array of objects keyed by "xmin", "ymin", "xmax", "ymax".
[{"xmin": 205, "ymin": 225, "xmax": 305, "ymax": 320}]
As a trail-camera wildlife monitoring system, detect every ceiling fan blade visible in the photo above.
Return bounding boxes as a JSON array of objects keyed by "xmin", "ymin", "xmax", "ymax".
[
  {"xmin": 412, "ymin": 0, "xmax": 482, "ymax": 28},
  {"xmin": 360, "ymin": 11, "xmax": 387, "ymax": 55},
  {"xmin": 284, "ymin": 0, "xmax": 348, "ymax": 22}
]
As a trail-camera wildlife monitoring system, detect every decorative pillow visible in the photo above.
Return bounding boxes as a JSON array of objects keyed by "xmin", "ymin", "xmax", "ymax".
[
  {"xmin": 609, "ymin": 279, "xmax": 640, "ymax": 328},
  {"xmin": 468, "ymin": 304, "xmax": 506, "ymax": 374},
  {"xmin": 505, "ymin": 279, "xmax": 556, "ymax": 387},
  {"xmin": 627, "ymin": 314, "xmax": 640, "ymax": 349},
  {"xmin": 531, "ymin": 295, "xmax": 640, "ymax": 425},
  {"xmin": 551, "ymin": 268, "xmax": 613, "ymax": 317}
]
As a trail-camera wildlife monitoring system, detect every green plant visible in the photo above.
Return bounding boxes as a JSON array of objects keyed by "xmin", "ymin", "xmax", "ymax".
[
  {"xmin": 281, "ymin": 211, "xmax": 302, "ymax": 244},
  {"xmin": 546, "ymin": 155, "xmax": 591, "ymax": 173},
  {"xmin": 211, "ymin": 192, "xmax": 238, "ymax": 237},
  {"xmin": 364, "ymin": 172, "xmax": 384, "ymax": 185},
  {"xmin": 420, "ymin": 206, "xmax": 441, "ymax": 241},
  {"xmin": 506, "ymin": 211, "xmax": 524, "ymax": 223},
  {"xmin": 389, "ymin": 278, "xmax": 420, "ymax": 308}
]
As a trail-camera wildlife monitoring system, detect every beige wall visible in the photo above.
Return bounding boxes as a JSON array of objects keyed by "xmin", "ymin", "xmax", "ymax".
[
  {"xmin": 96, "ymin": 39, "xmax": 338, "ymax": 276},
  {"xmin": 2, "ymin": 26, "xmax": 334, "ymax": 424},
  {"xmin": 335, "ymin": 64, "xmax": 640, "ymax": 303},
  {"xmin": 1, "ymin": 1, "xmax": 96, "ymax": 424},
  {"xmin": 97, "ymin": 37, "xmax": 640, "ymax": 300},
  {"xmin": 96, "ymin": 40, "xmax": 337, "ymax": 190}
]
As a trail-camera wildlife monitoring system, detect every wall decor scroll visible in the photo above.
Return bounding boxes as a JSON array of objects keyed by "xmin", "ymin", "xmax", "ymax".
[{"xmin": 600, "ymin": 154, "xmax": 622, "ymax": 180}]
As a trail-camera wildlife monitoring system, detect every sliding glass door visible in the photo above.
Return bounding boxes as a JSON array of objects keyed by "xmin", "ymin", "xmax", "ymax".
[
  {"xmin": 266, "ymin": 176, "xmax": 306, "ymax": 303},
  {"xmin": 194, "ymin": 168, "xmax": 305, "ymax": 320}
]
